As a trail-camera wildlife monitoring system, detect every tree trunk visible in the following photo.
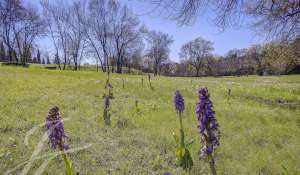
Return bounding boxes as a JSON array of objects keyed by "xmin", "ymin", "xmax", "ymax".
[
  {"xmin": 63, "ymin": 58, "xmax": 66, "ymax": 70},
  {"xmin": 63, "ymin": 51, "xmax": 67, "ymax": 70},
  {"xmin": 128, "ymin": 64, "xmax": 131, "ymax": 74},
  {"xmin": 116, "ymin": 59, "xmax": 122, "ymax": 73},
  {"xmin": 196, "ymin": 68, "xmax": 200, "ymax": 77},
  {"xmin": 154, "ymin": 64, "xmax": 158, "ymax": 76},
  {"xmin": 8, "ymin": 49, "xmax": 13, "ymax": 62},
  {"xmin": 54, "ymin": 51, "xmax": 61, "ymax": 70}
]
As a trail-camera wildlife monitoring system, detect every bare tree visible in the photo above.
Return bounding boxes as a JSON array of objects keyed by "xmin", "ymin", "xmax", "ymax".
[
  {"xmin": 110, "ymin": 3, "xmax": 142, "ymax": 73},
  {"xmin": 85, "ymin": 0, "xmax": 110, "ymax": 72},
  {"xmin": 41, "ymin": 0, "xmax": 70, "ymax": 70},
  {"xmin": 246, "ymin": 44, "xmax": 265, "ymax": 75},
  {"xmin": 14, "ymin": 5, "xmax": 44, "ymax": 64},
  {"xmin": 86, "ymin": 0, "xmax": 118, "ymax": 73},
  {"xmin": 0, "ymin": 0, "xmax": 24, "ymax": 62},
  {"xmin": 41, "ymin": 0, "xmax": 60, "ymax": 69},
  {"xmin": 146, "ymin": 30, "xmax": 173, "ymax": 75},
  {"xmin": 180, "ymin": 37, "xmax": 213, "ymax": 76},
  {"xmin": 66, "ymin": 1, "xmax": 87, "ymax": 71},
  {"xmin": 153, "ymin": 0, "xmax": 300, "ymax": 41},
  {"xmin": 0, "ymin": 0, "xmax": 43, "ymax": 64}
]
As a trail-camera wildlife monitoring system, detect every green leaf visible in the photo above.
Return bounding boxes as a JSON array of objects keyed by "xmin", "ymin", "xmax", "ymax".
[
  {"xmin": 180, "ymin": 148, "xmax": 186, "ymax": 158},
  {"xmin": 186, "ymin": 139, "xmax": 194, "ymax": 149},
  {"xmin": 62, "ymin": 152, "xmax": 76, "ymax": 175},
  {"xmin": 172, "ymin": 132, "xmax": 179, "ymax": 146}
]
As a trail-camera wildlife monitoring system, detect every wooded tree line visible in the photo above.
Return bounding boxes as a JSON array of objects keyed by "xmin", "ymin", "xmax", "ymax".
[
  {"xmin": 0, "ymin": 0, "xmax": 172, "ymax": 73},
  {"xmin": 160, "ymin": 37, "xmax": 300, "ymax": 76},
  {"xmin": 0, "ymin": 0, "xmax": 299, "ymax": 76}
]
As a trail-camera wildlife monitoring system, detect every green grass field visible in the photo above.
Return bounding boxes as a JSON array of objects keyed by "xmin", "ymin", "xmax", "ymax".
[{"xmin": 0, "ymin": 65, "xmax": 299, "ymax": 175}]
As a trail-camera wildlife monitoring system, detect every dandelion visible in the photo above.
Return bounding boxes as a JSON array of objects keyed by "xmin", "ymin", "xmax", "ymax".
[
  {"xmin": 46, "ymin": 106, "xmax": 76, "ymax": 175},
  {"xmin": 173, "ymin": 91, "xmax": 193, "ymax": 171},
  {"xmin": 196, "ymin": 87, "xmax": 220, "ymax": 175}
]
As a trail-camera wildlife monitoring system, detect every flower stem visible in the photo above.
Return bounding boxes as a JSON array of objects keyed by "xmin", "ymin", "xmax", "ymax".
[
  {"xmin": 61, "ymin": 151, "xmax": 76, "ymax": 175},
  {"xmin": 179, "ymin": 112, "xmax": 184, "ymax": 147},
  {"xmin": 209, "ymin": 154, "xmax": 217, "ymax": 175}
]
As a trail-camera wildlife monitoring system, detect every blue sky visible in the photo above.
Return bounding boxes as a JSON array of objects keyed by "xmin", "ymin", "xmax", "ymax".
[
  {"xmin": 125, "ymin": 0, "xmax": 264, "ymax": 62},
  {"xmin": 29, "ymin": 0, "xmax": 264, "ymax": 62}
]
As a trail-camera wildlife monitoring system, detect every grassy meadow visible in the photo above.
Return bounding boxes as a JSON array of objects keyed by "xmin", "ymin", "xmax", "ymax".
[{"xmin": 0, "ymin": 65, "xmax": 299, "ymax": 175}]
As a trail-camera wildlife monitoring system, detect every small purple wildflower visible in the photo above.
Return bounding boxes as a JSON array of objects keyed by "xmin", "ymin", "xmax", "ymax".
[
  {"xmin": 196, "ymin": 87, "xmax": 220, "ymax": 159},
  {"xmin": 174, "ymin": 91, "xmax": 185, "ymax": 113},
  {"xmin": 104, "ymin": 95, "xmax": 110, "ymax": 110},
  {"xmin": 46, "ymin": 106, "xmax": 68, "ymax": 150}
]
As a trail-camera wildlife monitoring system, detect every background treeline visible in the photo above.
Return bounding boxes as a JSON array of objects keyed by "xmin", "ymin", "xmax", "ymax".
[
  {"xmin": 162, "ymin": 38, "xmax": 300, "ymax": 76},
  {"xmin": 0, "ymin": 0, "xmax": 299, "ymax": 76}
]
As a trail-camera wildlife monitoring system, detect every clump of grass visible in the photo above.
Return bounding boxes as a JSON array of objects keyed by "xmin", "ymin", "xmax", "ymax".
[{"xmin": 116, "ymin": 118, "xmax": 134, "ymax": 129}]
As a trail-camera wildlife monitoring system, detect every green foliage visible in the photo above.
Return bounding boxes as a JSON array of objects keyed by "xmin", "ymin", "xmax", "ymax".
[
  {"xmin": 61, "ymin": 152, "xmax": 77, "ymax": 175},
  {"xmin": 173, "ymin": 131, "xmax": 193, "ymax": 171},
  {"xmin": 263, "ymin": 42, "xmax": 296, "ymax": 74},
  {"xmin": 173, "ymin": 111, "xmax": 193, "ymax": 171},
  {"xmin": 281, "ymin": 165, "xmax": 300, "ymax": 175}
]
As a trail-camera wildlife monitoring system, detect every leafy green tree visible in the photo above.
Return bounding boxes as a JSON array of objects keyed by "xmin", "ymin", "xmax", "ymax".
[{"xmin": 263, "ymin": 42, "xmax": 296, "ymax": 75}]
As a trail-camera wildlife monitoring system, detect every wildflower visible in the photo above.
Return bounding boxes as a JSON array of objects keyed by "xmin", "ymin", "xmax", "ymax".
[
  {"xmin": 174, "ymin": 91, "xmax": 185, "ymax": 113},
  {"xmin": 46, "ymin": 106, "xmax": 68, "ymax": 150},
  {"xmin": 173, "ymin": 91, "xmax": 193, "ymax": 171},
  {"xmin": 46, "ymin": 106, "xmax": 76, "ymax": 175},
  {"xmin": 196, "ymin": 87, "xmax": 220, "ymax": 159},
  {"xmin": 104, "ymin": 95, "xmax": 110, "ymax": 110}
]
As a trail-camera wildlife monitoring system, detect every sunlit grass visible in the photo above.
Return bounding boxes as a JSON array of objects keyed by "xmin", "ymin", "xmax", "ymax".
[{"xmin": 0, "ymin": 65, "xmax": 299, "ymax": 174}]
